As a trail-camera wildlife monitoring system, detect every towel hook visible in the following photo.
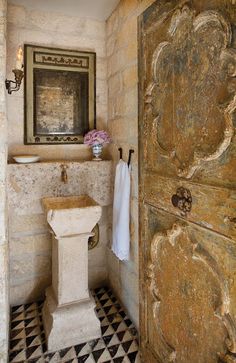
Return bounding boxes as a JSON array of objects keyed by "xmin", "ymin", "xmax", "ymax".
[
  {"xmin": 118, "ymin": 147, "xmax": 123, "ymax": 160},
  {"xmin": 128, "ymin": 149, "xmax": 134, "ymax": 167},
  {"xmin": 118, "ymin": 147, "xmax": 134, "ymax": 166}
]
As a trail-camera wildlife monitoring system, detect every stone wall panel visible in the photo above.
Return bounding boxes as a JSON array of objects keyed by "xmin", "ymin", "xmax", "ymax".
[
  {"xmin": 10, "ymin": 275, "xmax": 51, "ymax": 307},
  {"xmin": 7, "ymin": 3, "xmax": 108, "ymax": 160},
  {"xmin": 8, "ymin": 161, "xmax": 112, "ymax": 305},
  {"xmin": 0, "ymin": 1, "xmax": 8, "ymax": 360}
]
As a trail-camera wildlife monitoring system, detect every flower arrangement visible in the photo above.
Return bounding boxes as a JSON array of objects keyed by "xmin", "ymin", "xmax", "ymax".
[{"xmin": 84, "ymin": 129, "xmax": 111, "ymax": 146}]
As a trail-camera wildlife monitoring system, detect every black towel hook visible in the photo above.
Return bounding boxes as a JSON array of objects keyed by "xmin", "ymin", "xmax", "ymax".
[
  {"xmin": 118, "ymin": 147, "xmax": 134, "ymax": 166},
  {"xmin": 128, "ymin": 149, "xmax": 134, "ymax": 167},
  {"xmin": 118, "ymin": 147, "xmax": 123, "ymax": 160}
]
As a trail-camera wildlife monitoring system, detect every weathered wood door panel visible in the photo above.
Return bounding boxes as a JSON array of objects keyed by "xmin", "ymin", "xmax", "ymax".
[
  {"xmin": 144, "ymin": 173, "xmax": 236, "ymax": 240},
  {"xmin": 142, "ymin": 207, "xmax": 236, "ymax": 362},
  {"xmin": 138, "ymin": 1, "xmax": 236, "ymax": 362}
]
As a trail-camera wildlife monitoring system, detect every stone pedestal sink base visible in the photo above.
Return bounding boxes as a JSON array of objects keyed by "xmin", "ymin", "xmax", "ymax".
[
  {"xmin": 41, "ymin": 195, "xmax": 102, "ymax": 351},
  {"xmin": 43, "ymin": 287, "xmax": 101, "ymax": 352}
]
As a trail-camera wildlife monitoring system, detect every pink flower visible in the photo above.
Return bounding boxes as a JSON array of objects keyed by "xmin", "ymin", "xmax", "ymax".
[{"xmin": 84, "ymin": 129, "xmax": 111, "ymax": 146}]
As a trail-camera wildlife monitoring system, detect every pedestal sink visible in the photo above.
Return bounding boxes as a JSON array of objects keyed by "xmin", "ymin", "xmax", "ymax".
[{"xmin": 42, "ymin": 195, "xmax": 102, "ymax": 352}]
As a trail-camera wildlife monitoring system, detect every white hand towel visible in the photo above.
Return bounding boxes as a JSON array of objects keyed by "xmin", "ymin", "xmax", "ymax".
[{"xmin": 112, "ymin": 159, "xmax": 131, "ymax": 260}]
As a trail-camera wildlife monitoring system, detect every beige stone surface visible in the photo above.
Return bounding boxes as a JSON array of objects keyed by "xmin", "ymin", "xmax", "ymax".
[
  {"xmin": 10, "ymin": 275, "xmax": 52, "ymax": 307},
  {"xmin": 122, "ymin": 65, "xmax": 137, "ymax": 90},
  {"xmin": 88, "ymin": 266, "xmax": 108, "ymax": 289},
  {"xmin": 106, "ymin": 0, "xmax": 156, "ymax": 328},
  {"xmin": 53, "ymin": 235, "xmax": 91, "ymax": 305},
  {"xmin": 47, "ymin": 201, "xmax": 101, "ymax": 304},
  {"xmin": 43, "ymin": 288, "xmax": 101, "ymax": 352},
  {"xmin": 10, "ymin": 254, "xmax": 51, "ymax": 282},
  {"xmin": 0, "ymin": 1, "xmax": 8, "ymax": 361},
  {"xmin": 43, "ymin": 195, "xmax": 102, "ymax": 237},
  {"xmin": 0, "ymin": 244, "xmax": 9, "ymax": 363},
  {"xmin": 43, "ymin": 198, "xmax": 101, "ymax": 351},
  {"xmin": 9, "ymin": 214, "xmax": 48, "ymax": 235},
  {"xmin": 7, "ymin": 3, "xmax": 108, "ymax": 160},
  {"xmin": 88, "ymin": 238, "xmax": 109, "ymax": 287},
  {"xmin": 8, "ymin": 161, "xmax": 112, "ymax": 305},
  {"xmin": 8, "ymin": 161, "xmax": 112, "ymax": 214},
  {"xmin": 7, "ymin": 4, "xmax": 25, "ymax": 26},
  {"xmin": 43, "ymin": 195, "xmax": 101, "ymax": 301},
  {"xmin": 89, "ymin": 245, "xmax": 107, "ymax": 267},
  {"xmin": 10, "ymin": 233, "xmax": 51, "ymax": 255}
]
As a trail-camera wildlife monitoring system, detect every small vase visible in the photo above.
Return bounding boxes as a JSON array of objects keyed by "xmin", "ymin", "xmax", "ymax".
[{"xmin": 92, "ymin": 144, "xmax": 103, "ymax": 161}]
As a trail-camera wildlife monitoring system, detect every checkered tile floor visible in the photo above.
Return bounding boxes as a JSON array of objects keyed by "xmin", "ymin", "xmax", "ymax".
[{"xmin": 9, "ymin": 286, "xmax": 140, "ymax": 363}]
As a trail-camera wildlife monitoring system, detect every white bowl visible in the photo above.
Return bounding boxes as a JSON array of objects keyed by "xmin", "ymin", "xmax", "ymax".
[{"xmin": 13, "ymin": 155, "xmax": 40, "ymax": 164}]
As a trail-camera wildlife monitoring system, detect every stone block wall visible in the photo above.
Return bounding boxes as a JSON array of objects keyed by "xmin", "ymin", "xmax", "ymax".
[
  {"xmin": 4, "ymin": 0, "xmax": 159, "ymax": 336},
  {"xmin": 8, "ymin": 161, "xmax": 112, "ymax": 306},
  {"xmin": 0, "ymin": 0, "xmax": 8, "ymax": 361},
  {"xmin": 7, "ymin": 3, "xmax": 108, "ymax": 160},
  {"xmin": 106, "ymin": 0, "xmax": 155, "ymax": 328}
]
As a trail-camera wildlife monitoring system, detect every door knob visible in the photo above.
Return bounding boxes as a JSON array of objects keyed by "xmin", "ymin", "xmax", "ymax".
[{"xmin": 171, "ymin": 187, "xmax": 192, "ymax": 216}]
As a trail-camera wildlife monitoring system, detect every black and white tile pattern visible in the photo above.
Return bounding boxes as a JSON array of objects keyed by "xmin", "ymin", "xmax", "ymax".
[{"xmin": 9, "ymin": 286, "xmax": 140, "ymax": 363}]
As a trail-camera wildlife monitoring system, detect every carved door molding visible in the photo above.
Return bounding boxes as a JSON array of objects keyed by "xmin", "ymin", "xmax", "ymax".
[
  {"xmin": 139, "ymin": 1, "xmax": 236, "ymax": 362},
  {"xmin": 148, "ymin": 223, "xmax": 236, "ymax": 362},
  {"xmin": 143, "ymin": 4, "xmax": 235, "ymax": 178}
]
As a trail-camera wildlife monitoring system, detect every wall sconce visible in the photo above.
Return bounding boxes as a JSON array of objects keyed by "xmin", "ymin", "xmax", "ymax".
[{"xmin": 5, "ymin": 46, "xmax": 24, "ymax": 94}]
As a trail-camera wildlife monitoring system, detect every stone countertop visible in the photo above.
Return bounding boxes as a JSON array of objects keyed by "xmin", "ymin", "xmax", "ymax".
[
  {"xmin": 8, "ymin": 160, "xmax": 113, "ymax": 215},
  {"xmin": 7, "ymin": 159, "xmax": 112, "ymax": 165}
]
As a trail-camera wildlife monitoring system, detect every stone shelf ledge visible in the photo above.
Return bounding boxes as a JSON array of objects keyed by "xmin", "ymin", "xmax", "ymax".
[{"xmin": 7, "ymin": 159, "xmax": 112, "ymax": 165}]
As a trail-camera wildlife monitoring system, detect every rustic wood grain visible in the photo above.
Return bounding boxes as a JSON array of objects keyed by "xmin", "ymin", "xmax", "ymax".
[{"xmin": 139, "ymin": 1, "xmax": 236, "ymax": 362}]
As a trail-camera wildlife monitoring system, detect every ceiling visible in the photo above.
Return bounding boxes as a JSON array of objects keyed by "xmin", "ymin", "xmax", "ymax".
[{"xmin": 8, "ymin": 0, "xmax": 120, "ymax": 21}]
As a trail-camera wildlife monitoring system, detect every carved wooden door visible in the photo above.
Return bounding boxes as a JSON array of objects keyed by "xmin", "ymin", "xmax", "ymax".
[{"xmin": 138, "ymin": 1, "xmax": 236, "ymax": 362}]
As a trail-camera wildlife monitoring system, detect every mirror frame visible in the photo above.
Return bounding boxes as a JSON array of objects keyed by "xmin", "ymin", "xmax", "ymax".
[{"xmin": 24, "ymin": 44, "xmax": 96, "ymax": 145}]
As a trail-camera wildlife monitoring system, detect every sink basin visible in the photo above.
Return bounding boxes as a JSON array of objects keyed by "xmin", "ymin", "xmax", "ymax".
[
  {"xmin": 42, "ymin": 195, "xmax": 101, "ymax": 237},
  {"xmin": 42, "ymin": 195, "xmax": 98, "ymax": 212}
]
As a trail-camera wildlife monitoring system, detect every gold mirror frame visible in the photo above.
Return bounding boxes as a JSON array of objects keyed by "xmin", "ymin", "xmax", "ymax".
[{"xmin": 24, "ymin": 44, "xmax": 96, "ymax": 144}]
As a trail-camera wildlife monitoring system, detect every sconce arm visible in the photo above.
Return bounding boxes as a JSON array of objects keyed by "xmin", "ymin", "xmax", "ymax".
[{"xmin": 5, "ymin": 69, "xmax": 24, "ymax": 94}]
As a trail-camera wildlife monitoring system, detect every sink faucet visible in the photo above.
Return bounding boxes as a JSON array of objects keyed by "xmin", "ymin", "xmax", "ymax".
[{"xmin": 60, "ymin": 164, "xmax": 68, "ymax": 184}]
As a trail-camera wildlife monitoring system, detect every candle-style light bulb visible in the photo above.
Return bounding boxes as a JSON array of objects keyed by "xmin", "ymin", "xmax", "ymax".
[{"xmin": 15, "ymin": 46, "xmax": 23, "ymax": 70}]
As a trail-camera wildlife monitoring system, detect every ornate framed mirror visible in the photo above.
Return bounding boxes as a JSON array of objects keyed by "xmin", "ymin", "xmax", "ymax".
[{"xmin": 24, "ymin": 44, "xmax": 96, "ymax": 144}]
